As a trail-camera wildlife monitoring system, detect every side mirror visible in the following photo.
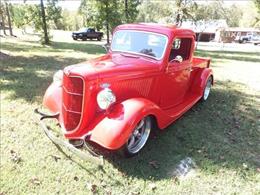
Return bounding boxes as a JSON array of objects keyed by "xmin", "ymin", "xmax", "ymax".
[
  {"xmin": 170, "ymin": 55, "xmax": 183, "ymax": 63},
  {"xmin": 102, "ymin": 43, "xmax": 110, "ymax": 53}
]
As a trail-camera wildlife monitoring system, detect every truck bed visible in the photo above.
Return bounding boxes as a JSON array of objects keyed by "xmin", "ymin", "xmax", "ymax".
[{"xmin": 192, "ymin": 57, "xmax": 211, "ymax": 68}]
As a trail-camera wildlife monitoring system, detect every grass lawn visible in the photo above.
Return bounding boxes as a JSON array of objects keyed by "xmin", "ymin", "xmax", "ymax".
[{"xmin": 1, "ymin": 36, "xmax": 260, "ymax": 194}]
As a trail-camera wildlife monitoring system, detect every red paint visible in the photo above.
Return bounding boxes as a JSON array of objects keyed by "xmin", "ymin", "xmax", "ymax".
[{"xmin": 43, "ymin": 23, "xmax": 213, "ymax": 150}]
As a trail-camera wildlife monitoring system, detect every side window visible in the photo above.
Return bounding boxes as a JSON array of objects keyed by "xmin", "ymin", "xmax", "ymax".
[{"xmin": 169, "ymin": 38, "xmax": 192, "ymax": 62}]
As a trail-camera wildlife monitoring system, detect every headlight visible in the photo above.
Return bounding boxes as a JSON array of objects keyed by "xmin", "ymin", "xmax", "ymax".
[
  {"xmin": 53, "ymin": 70, "xmax": 63, "ymax": 84},
  {"xmin": 97, "ymin": 88, "xmax": 116, "ymax": 110}
]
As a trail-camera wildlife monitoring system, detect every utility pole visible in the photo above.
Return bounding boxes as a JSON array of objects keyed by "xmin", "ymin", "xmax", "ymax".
[{"xmin": 40, "ymin": 0, "xmax": 49, "ymax": 44}]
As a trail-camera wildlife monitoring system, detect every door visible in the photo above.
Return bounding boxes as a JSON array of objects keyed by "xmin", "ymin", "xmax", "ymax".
[
  {"xmin": 87, "ymin": 28, "xmax": 96, "ymax": 38},
  {"xmin": 160, "ymin": 37, "xmax": 193, "ymax": 108}
]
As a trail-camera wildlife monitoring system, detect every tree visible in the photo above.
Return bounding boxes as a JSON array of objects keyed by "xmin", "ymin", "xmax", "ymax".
[
  {"xmin": 124, "ymin": 0, "xmax": 139, "ymax": 23},
  {"xmin": 0, "ymin": 4, "xmax": 7, "ymax": 35},
  {"xmin": 46, "ymin": 0, "xmax": 64, "ymax": 29},
  {"xmin": 5, "ymin": 2, "xmax": 13, "ymax": 36},
  {"xmin": 254, "ymin": 0, "xmax": 260, "ymax": 27},
  {"xmin": 174, "ymin": 0, "xmax": 197, "ymax": 26},
  {"xmin": 40, "ymin": 0, "xmax": 49, "ymax": 44},
  {"xmin": 137, "ymin": 0, "xmax": 173, "ymax": 23}
]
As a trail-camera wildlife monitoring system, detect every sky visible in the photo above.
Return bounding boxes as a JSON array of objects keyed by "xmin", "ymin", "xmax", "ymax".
[{"xmin": 9, "ymin": 0, "xmax": 252, "ymax": 11}]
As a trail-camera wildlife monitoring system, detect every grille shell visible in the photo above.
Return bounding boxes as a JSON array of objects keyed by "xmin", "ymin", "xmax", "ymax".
[{"xmin": 62, "ymin": 74, "xmax": 84, "ymax": 131}]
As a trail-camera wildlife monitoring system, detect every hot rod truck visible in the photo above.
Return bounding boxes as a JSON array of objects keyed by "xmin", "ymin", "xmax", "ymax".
[{"xmin": 36, "ymin": 23, "xmax": 213, "ymax": 164}]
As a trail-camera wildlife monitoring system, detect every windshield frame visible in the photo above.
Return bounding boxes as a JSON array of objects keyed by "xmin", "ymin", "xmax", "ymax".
[{"xmin": 111, "ymin": 30, "xmax": 169, "ymax": 61}]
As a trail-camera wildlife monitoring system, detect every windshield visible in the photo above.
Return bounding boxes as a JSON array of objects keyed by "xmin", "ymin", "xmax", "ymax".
[
  {"xmin": 111, "ymin": 30, "xmax": 168, "ymax": 60},
  {"xmin": 79, "ymin": 28, "xmax": 88, "ymax": 32}
]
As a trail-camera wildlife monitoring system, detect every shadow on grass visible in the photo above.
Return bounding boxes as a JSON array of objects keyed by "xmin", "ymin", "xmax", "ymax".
[
  {"xmin": 98, "ymin": 81, "xmax": 259, "ymax": 180},
  {"xmin": 195, "ymin": 49, "xmax": 260, "ymax": 63},
  {"xmin": 0, "ymin": 55, "xmax": 85, "ymax": 102},
  {"xmin": 1, "ymin": 40, "xmax": 106, "ymax": 54}
]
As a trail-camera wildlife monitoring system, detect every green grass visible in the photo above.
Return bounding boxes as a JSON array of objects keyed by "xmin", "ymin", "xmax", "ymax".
[{"xmin": 1, "ymin": 37, "xmax": 260, "ymax": 194}]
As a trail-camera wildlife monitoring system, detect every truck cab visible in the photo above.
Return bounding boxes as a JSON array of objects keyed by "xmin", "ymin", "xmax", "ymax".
[{"xmin": 39, "ymin": 23, "xmax": 213, "ymax": 160}]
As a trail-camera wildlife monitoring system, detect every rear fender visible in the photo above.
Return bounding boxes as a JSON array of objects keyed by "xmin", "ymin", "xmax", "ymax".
[
  {"xmin": 88, "ymin": 98, "xmax": 168, "ymax": 150},
  {"xmin": 191, "ymin": 68, "xmax": 213, "ymax": 96}
]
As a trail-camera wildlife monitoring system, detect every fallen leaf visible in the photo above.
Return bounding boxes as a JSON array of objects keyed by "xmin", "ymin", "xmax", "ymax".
[
  {"xmin": 86, "ymin": 183, "xmax": 97, "ymax": 193},
  {"xmin": 10, "ymin": 150, "xmax": 22, "ymax": 163},
  {"xmin": 149, "ymin": 183, "xmax": 157, "ymax": 191},
  {"xmin": 30, "ymin": 177, "xmax": 41, "ymax": 186},
  {"xmin": 74, "ymin": 176, "xmax": 79, "ymax": 181},
  {"xmin": 149, "ymin": 161, "xmax": 159, "ymax": 169},
  {"xmin": 51, "ymin": 155, "xmax": 61, "ymax": 162},
  {"xmin": 242, "ymin": 163, "xmax": 248, "ymax": 170}
]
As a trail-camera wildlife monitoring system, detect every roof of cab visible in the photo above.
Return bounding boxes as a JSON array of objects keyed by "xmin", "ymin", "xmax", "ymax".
[{"xmin": 115, "ymin": 23, "xmax": 195, "ymax": 37}]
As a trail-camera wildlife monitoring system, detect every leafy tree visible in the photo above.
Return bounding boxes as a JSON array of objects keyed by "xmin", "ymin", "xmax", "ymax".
[
  {"xmin": 253, "ymin": 0, "xmax": 260, "ymax": 27},
  {"xmin": 40, "ymin": 0, "xmax": 49, "ymax": 44},
  {"xmin": 137, "ymin": 0, "xmax": 173, "ymax": 23},
  {"xmin": 174, "ymin": 0, "xmax": 197, "ymax": 26},
  {"xmin": 5, "ymin": 2, "xmax": 13, "ymax": 36},
  {"xmin": 46, "ymin": 0, "xmax": 64, "ymax": 29},
  {"xmin": 124, "ymin": 0, "xmax": 140, "ymax": 23},
  {"xmin": 0, "ymin": 3, "xmax": 7, "ymax": 35}
]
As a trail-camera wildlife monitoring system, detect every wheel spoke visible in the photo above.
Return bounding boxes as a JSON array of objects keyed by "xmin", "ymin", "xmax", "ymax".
[
  {"xmin": 136, "ymin": 119, "xmax": 144, "ymax": 130},
  {"xmin": 128, "ymin": 136, "xmax": 135, "ymax": 148},
  {"xmin": 126, "ymin": 117, "xmax": 151, "ymax": 154}
]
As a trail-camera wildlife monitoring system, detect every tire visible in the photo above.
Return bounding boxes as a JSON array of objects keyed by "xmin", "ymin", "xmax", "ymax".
[
  {"xmin": 73, "ymin": 37, "xmax": 77, "ymax": 41},
  {"xmin": 201, "ymin": 76, "xmax": 212, "ymax": 101},
  {"xmin": 97, "ymin": 36, "xmax": 101, "ymax": 41},
  {"xmin": 121, "ymin": 116, "xmax": 152, "ymax": 157}
]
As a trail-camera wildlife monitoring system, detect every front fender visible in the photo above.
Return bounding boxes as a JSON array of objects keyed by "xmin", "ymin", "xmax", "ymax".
[
  {"xmin": 88, "ymin": 98, "xmax": 163, "ymax": 150},
  {"xmin": 43, "ymin": 82, "xmax": 62, "ymax": 114}
]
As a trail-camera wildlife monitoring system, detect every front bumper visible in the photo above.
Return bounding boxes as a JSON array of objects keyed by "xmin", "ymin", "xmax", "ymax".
[{"xmin": 34, "ymin": 108, "xmax": 104, "ymax": 165}]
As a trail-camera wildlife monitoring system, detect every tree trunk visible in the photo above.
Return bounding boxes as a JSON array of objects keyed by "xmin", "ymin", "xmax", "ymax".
[
  {"xmin": 0, "ymin": 8, "xmax": 7, "ymax": 36},
  {"xmin": 105, "ymin": 1, "xmax": 109, "ymax": 44},
  {"xmin": 176, "ymin": 13, "xmax": 181, "ymax": 26},
  {"xmin": 196, "ymin": 32, "xmax": 202, "ymax": 49},
  {"xmin": 125, "ymin": 0, "xmax": 128, "ymax": 22},
  {"xmin": 40, "ymin": 0, "xmax": 49, "ymax": 44},
  {"xmin": 5, "ymin": 2, "xmax": 13, "ymax": 36}
]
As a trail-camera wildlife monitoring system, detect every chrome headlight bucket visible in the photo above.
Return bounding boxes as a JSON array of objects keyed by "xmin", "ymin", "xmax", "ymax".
[
  {"xmin": 53, "ymin": 70, "xmax": 63, "ymax": 85},
  {"xmin": 97, "ymin": 88, "xmax": 116, "ymax": 110}
]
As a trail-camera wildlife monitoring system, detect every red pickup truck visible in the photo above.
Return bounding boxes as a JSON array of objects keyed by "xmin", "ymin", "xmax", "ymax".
[{"xmin": 36, "ymin": 23, "xmax": 213, "ymax": 164}]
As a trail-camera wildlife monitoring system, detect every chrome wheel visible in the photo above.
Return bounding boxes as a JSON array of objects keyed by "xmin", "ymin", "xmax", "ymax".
[
  {"xmin": 203, "ymin": 77, "xmax": 212, "ymax": 101},
  {"xmin": 126, "ymin": 117, "xmax": 151, "ymax": 155}
]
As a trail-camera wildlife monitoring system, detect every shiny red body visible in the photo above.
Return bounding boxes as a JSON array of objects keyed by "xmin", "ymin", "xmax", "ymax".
[{"xmin": 43, "ymin": 23, "xmax": 213, "ymax": 150}]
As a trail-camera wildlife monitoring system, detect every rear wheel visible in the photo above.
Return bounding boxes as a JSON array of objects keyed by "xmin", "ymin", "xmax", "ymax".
[
  {"xmin": 122, "ymin": 117, "xmax": 151, "ymax": 157},
  {"xmin": 97, "ymin": 36, "xmax": 102, "ymax": 41},
  {"xmin": 202, "ymin": 76, "xmax": 212, "ymax": 101}
]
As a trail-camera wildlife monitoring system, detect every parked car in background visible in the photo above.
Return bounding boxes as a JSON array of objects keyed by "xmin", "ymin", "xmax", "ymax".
[
  {"xmin": 236, "ymin": 33, "xmax": 259, "ymax": 44},
  {"xmin": 72, "ymin": 28, "xmax": 103, "ymax": 41},
  {"xmin": 251, "ymin": 35, "xmax": 260, "ymax": 45},
  {"xmin": 36, "ymin": 23, "xmax": 213, "ymax": 164}
]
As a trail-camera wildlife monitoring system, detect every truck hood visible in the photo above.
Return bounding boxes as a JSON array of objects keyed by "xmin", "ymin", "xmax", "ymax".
[{"xmin": 63, "ymin": 53, "xmax": 161, "ymax": 80}]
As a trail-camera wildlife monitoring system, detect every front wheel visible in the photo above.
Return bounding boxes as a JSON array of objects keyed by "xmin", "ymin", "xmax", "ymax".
[
  {"xmin": 202, "ymin": 76, "xmax": 212, "ymax": 101},
  {"xmin": 122, "ymin": 117, "xmax": 152, "ymax": 157}
]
